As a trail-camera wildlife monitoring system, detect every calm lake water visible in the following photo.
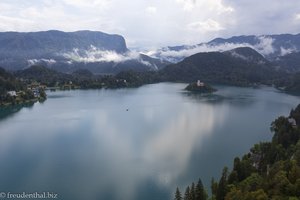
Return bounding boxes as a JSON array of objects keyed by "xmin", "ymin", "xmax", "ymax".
[{"xmin": 0, "ymin": 83, "xmax": 299, "ymax": 200}]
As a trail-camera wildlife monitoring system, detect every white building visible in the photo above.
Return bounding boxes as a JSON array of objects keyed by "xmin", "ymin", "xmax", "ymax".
[
  {"xmin": 7, "ymin": 91, "xmax": 17, "ymax": 97},
  {"xmin": 197, "ymin": 80, "xmax": 204, "ymax": 87}
]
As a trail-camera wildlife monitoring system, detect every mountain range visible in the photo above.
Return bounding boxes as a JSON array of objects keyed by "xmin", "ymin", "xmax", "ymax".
[
  {"xmin": 1, "ymin": 30, "xmax": 300, "ymax": 85},
  {"xmin": 0, "ymin": 30, "xmax": 168, "ymax": 73},
  {"xmin": 149, "ymin": 33, "xmax": 300, "ymax": 68},
  {"xmin": 11, "ymin": 46, "xmax": 292, "ymax": 90}
]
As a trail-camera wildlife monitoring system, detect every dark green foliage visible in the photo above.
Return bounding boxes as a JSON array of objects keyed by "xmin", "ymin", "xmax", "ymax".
[
  {"xmin": 177, "ymin": 104, "xmax": 300, "ymax": 200},
  {"xmin": 0, "ymin": 67, "xmax": 29, "ymax": 105},
  {"xmin": 14, "ymin": 65, "xmax": 160, "ymax": 90},
  {"xmin": 39, "ymin": 88, "xmax": 47, "ymax": 99},
  {"xmin": 190, "ymin": 183, "xmax": 196, "ymax": 200},
  {"xmin": 224, "ymin": 105, "xmax": 300, "ymax": 199},
  {"xmin": 195, "ymin": 178, "xmax": 207, "ymax": 200},
  {"xmin": 290, "ymin": 104, "xmax": 300, "ymax": 125},
  {"xmin": 175, "ymin": 187, "xmax": 182, "ymax": 200},
  {"xmin": 282, "ymin": 72, "xmax": 300, "ymax": 94},
  {"xmin": 274, "ymin": 52, "xmax": 300, "ymax": 73},
  {"xmin": 184, "ymin": 186, "xmax": 190, "ymax": 200},
  {"xmin": 271, "ymin": 116, "xmax": 299, "ymax": 148},
  {"xmin": 227, "ymin": 170, "xmax": 238, "ymax": 185},
  {"xmin": 228, "ymin": 157, "xmax": 242, "ymax": 183},
  {"xmin": 216, "ymin": 167, "xmax": 228, "ymax": 200},
  {"xmin": 0, "ymin": 67, "xmax": 24, "ymax": 96},
  {"xmin": 211, "ymin": 178, "xmax": 218, "ymax": 199},
  {"xmin": 15, "ymin": 65, "xmax": 73, "ymax": 87},
  {"xmin": 180, "ymin": 181, "xmax": 208, "ymax": 200},
  {"xmin": 20, "ymin": 90, "xmax": 35, "ymax": 101}
]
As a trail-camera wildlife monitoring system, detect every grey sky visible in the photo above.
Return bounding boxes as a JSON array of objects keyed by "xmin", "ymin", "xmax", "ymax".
[{"xmin": 0, "ymin": 0, "xmax": 299, "ymax": 48}]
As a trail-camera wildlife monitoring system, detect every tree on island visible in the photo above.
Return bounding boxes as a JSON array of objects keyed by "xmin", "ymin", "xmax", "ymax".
[{"xmin": 185, "ymin": 80, "xmax": 216, "ymax": 93}]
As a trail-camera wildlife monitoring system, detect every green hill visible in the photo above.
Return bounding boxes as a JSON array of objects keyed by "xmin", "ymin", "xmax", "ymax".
[
  {"xmin": 160, "ymin": 47, "xmax": 284, "ymax": 86},
  {"xmin": 0, "ymin": 67, "xmax": 24, "ymax": 95},
  {"xmin": 15, "ymin": 65, "xmax": 73, "ymax": 86},
  {"xmin": 282, "ymin": 73, "xmax": 300, "ymax": 94}
]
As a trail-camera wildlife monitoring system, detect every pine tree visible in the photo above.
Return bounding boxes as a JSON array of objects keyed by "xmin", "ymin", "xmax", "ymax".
[
  {"xmin": 211, "ymin": 177, "xmax": 218, "ymax": 198},
  {"xmin": 175, "ymin": 187, "xmax": 182, "ymax": 200},
  {"xmin": 195, "ymin": 178, "xmax": 207, "ymax": 200},
  {"xmin": 184, "ymin": 186, "xmax": 190, "ymax": 200},
  {"xmin": 216, "ymin": 167, "xmax": 228, "ymax": 200},
  {"xmin": 190, "ymin": 182, "xmax": 196, "ymax": 200}
]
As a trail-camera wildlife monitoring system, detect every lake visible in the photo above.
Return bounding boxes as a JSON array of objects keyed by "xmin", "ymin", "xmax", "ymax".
[{"xmin": 0, "ymin": 83, "xmax": 299, "ymax": 200}]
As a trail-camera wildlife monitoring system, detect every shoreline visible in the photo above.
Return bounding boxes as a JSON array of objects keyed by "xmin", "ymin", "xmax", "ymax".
[{"xmin": 0, "ymin": 97, "xmax": 46, "ymax": 108}]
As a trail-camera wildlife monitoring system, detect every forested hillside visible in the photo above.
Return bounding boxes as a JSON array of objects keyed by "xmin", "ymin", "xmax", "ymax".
[{"xmin": 175, "ymin": 104, "xmax": 300, "ymax": 200}]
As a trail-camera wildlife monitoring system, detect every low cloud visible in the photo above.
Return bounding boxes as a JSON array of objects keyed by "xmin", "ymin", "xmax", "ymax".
[
  {"xmin": 228, "ymin": 51, "xmax": 250, "ymax": 61},
  {"xmin": 27, "ymin": 58, "xmax": 56, "ymax": 66},
  {"xmin": 63, "ymin": 45, "xmax": 156, "ymax": 68},
  {"xmin": 145, "ymin": 43, "xmax": 250, "ymax": 63},
  {"xmin": 255, "ymin": 36, "xmax": 275, "ymax": 55},
  {"xmin": 63, "ymin": 45, "xmax": 140, "ymax": 63},
  {"xmin": 280, "ymin": 46, "xmax": 296, "ymax": 56},
  {"xmin": 145, "ymin": 36, "xmax": 276, "ymax": 62}
]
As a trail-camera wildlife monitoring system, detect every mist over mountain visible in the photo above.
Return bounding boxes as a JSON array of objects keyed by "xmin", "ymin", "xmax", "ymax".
[
  {"xmin": 1, "ymin": 30, "xmax": 300, "ymax": 75},
  {"xmin": 0, "ymin": 30, "xmax": 168, "ymax": 73},
  {"xmin": 273, "ymin": 52, "xmax": 300, "ymax": 73},
  {"xmin": 147, "ymin": 33, "xmax": 300, "ymax": 64},
  {"xmin": 209, "ymin": 34, "xmax": 300, "ymax": 58}
]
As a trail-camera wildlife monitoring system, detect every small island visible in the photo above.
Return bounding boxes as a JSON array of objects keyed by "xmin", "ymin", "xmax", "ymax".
[{"xmin": 185, "ymin": 80, "xmax": 217, "ymax": 93}]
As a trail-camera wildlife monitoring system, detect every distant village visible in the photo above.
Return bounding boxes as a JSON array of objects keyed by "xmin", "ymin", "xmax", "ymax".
[
  {"xmin": 7, "ymin": 82, "xmax": 46, "ymax": 99},
  {"xmin": 1, "ymin": 82, "xmax": 48, "ymax": 106},
  {"xmin": 2, "ymin": 77, "xmax": 131, "ymax": 106}
]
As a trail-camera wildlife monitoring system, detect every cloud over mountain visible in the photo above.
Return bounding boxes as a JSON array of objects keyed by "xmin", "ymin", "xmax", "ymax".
[
  {"xmin": 63, "ymin": 46, "xmax": 140, "ymax": 63},
  {"xmin": 145, "ymin": 36, "xmax": 279, "ymax": 63}
]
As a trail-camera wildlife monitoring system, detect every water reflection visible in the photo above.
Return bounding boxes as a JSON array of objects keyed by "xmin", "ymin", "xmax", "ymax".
[
  {"xmin": 143, "ymin": 105, "xmax": 218, "ymax": 184},
  {"xmin": 0, "ymin": 102, "xmax": 35, "ymax": 120},
  {"xmin": 0, "ymin": 83, "xmax": 299, "ymax": 200},
  {"xmin": 181, "ymin": 86, "xmax": 256, "ymax": 107}
]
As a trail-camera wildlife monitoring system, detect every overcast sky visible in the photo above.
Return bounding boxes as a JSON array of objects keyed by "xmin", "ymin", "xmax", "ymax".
[{"xmin": 0, "ymin": 0, "xmax": 300, "ymax": 48}]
